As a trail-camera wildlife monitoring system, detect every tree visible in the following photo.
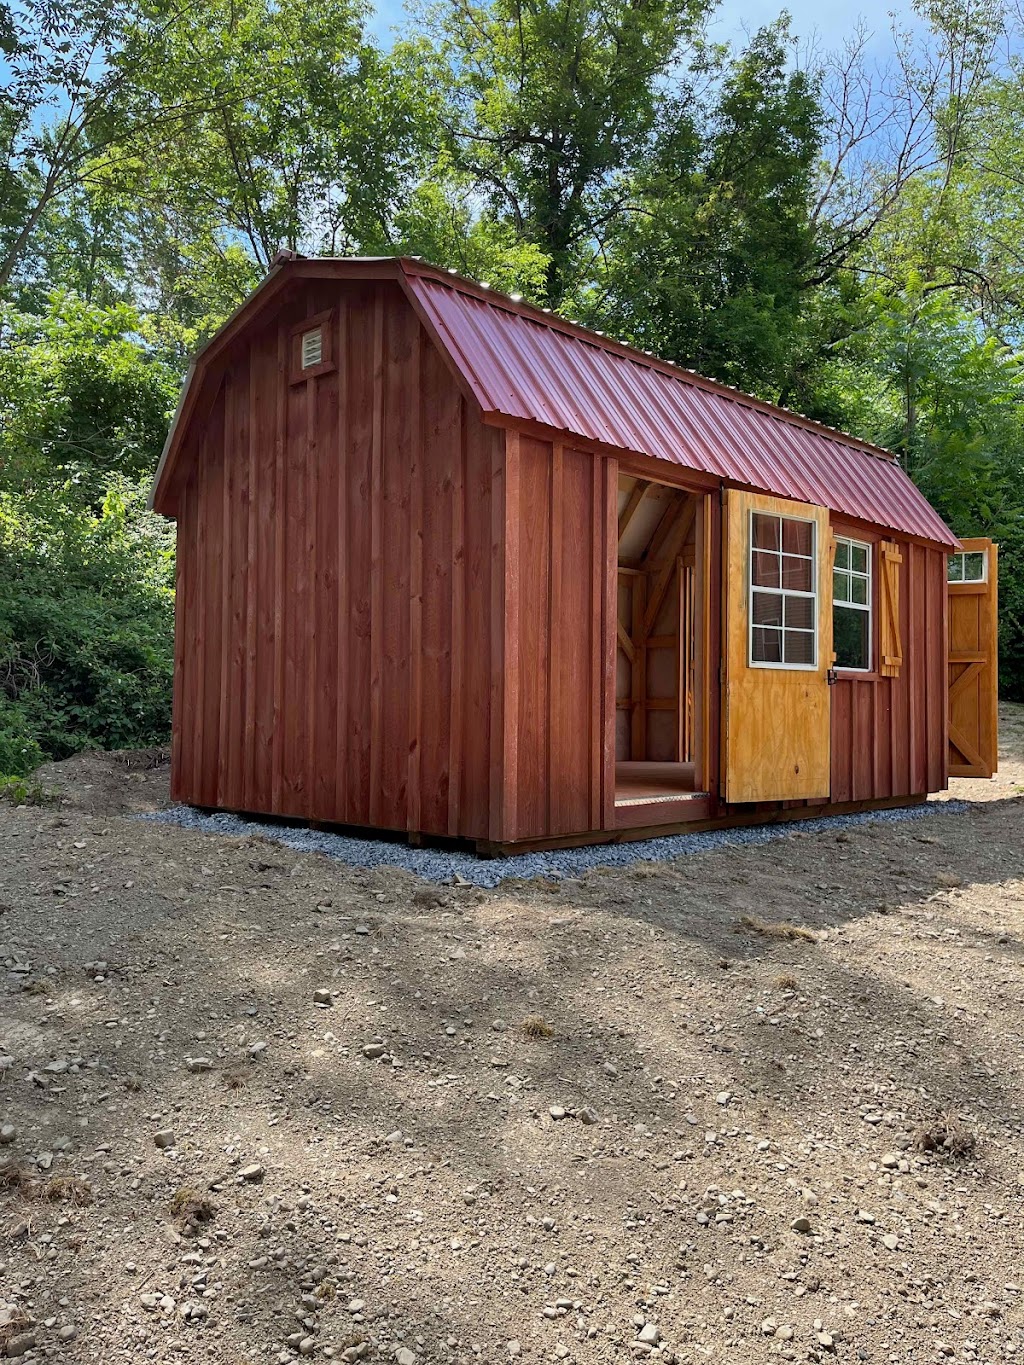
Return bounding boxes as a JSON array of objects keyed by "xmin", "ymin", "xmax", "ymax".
[
  {"xmin": 408, "ymin": 0, "xmax": 710, "ymax": 302},
  {"xmin": 580, "ymin": 21, "xmax": 821, "ymax": 397}
]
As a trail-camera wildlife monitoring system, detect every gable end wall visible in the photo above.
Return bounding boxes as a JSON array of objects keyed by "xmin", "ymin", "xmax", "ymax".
[{"xmin": 171, "ymin": 278, "xmax": 504, "ymax": 839}]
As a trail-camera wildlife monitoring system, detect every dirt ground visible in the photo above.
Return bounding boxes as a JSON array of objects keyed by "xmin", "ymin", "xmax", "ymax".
[{"xmin": 2, "ymin": 709, "xmax": 1024, "ymax": 1365}]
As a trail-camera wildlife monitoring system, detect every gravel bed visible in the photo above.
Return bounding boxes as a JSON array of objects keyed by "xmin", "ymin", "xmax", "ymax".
[{"xmin": 143, "ymin": 799, "xmax": 969, "ymax": 887}]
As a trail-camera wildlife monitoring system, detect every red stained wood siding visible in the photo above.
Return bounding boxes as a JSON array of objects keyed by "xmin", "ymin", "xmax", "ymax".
[
  {"xmin": 829, "ymin": 534, "xmax": 948, "ymax": 804},
  {"xmin": 500, "ymin": 434, "xmax": 616, "ymax": 842},
  {"xmin": 171, "ymin": 280, "xmax": 504, "ymax": 840}
]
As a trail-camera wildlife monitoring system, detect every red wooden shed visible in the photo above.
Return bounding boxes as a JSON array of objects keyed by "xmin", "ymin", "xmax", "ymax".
[{"xmin": 150, "ymin": 256, "xmax": 998, "ymax": 853}]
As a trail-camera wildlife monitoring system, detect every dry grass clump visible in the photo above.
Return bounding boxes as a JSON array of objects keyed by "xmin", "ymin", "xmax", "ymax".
[
  {"xmin": 0, "ymin": 1311, "xmax": 34, "ymax": 1352},
  {"xmin": 0, "ymin": 1163, "xmax": 35, "ymax": 1195},
  {"xmin": 521, "ymin": 1015, "xmax": 555, "ymax": 1039},
  {"xmin": 914, "ymin": 1112, "xmax": 978, "ymax": 1160},
  {"xmin": 222, "ymin": 1071, "xmax": 247, "ymax": 1091},
  {"xmin": 773, "ymin": 972, "xmax": 799, "ymax": 991},
  {"xmin": 738, "ymin": 914, "xmax": 817, "ymax": 942},
  {"xmin": 170, "ymin": 1187, "xmax": 216, "ymax": 1228},
  {"xmin": 44, "ymin": 1176, "xmax": 93, "ymax": 1206}
]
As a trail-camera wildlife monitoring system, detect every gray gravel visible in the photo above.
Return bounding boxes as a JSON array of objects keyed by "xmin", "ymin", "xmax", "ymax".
[{"xmin": 142, "ymin": 800, "xmax": 968, "ymax": 887}]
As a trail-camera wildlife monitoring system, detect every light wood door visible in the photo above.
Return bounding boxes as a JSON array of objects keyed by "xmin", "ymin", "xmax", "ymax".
[
  {"xmin": 722, "ymin": 489, "xmax": 832, "ymax": 803},
  {"xmin": 948, "ymin": 538, "xmax": 999, "ymax": 777}
]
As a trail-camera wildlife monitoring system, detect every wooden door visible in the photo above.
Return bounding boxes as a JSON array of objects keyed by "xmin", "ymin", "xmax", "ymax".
[
  {"xmin": 722, "ymin": 489, "xmax": 832, "ymax": 803},
  {"xmin": 948, "ymin": 538, "xmax": 998, "ymax": 777}
]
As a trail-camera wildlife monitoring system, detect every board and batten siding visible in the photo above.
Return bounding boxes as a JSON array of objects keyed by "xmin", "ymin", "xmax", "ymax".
[
  {"xmin": 171, "ymin": 280, "xmax": 504, "ymax": 841},
  {"xmin": 499, "ymin": 435, "xmax": 617, "ymax": 844},
  {"xmin": 829, "ymin": 528, "xmax": 948, "ymax": 804}
]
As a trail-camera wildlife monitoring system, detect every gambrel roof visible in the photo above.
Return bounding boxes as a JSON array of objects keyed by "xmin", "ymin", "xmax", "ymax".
[{"xmin": 152, "ymin": 256, "xmax": 958, "ymax": 548}]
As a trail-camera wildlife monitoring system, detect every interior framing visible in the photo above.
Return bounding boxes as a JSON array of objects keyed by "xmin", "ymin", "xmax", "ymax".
[{"xmin": 612, "ymin": 465, "xmax": 716, "ymax": 820}]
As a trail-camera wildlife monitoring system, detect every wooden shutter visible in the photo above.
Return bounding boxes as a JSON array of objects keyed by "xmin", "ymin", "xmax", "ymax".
[{"xmin": 879, "ymin": 541, "xmax": 903, "ymax": 678}]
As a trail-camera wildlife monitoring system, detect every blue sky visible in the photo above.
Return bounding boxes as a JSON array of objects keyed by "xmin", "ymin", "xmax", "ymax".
[{"xmin": 367, "ymin": 0, "xmax": 918, "ymax": 52}]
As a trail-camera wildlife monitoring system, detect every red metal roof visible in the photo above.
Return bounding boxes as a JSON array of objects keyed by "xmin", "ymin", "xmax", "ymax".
[{"xmin": 403, "ymin": 266, "xmax": 957, "ymax": 548}]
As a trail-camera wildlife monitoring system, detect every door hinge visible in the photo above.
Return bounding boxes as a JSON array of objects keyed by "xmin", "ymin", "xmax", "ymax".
[{"xmin": 826, "ymin": 668, "xmax": 838, "ymax": 686}]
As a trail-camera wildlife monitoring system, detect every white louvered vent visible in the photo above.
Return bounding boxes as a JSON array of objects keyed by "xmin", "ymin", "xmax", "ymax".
[{"xmin": 301, "ymin": 327, "xmax": 323, "ymax": 369}]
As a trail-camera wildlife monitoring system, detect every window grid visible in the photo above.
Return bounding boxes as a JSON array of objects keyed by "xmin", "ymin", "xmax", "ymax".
[
  {"xmin": 748, "ymin": 511, "xmax": 818, "ymax": 670},
  {"xmin": 833, "ymin": 536, "xmax": 872, "ymax": 672},
  {"xmin": 947, "ymin": 550, "xmax": 987, "ymax": 583}
]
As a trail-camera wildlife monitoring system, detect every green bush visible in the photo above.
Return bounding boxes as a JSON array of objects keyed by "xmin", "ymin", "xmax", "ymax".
[{"xmin": 0, "ymin": 478, "xmax": 175, "ymax": 767}]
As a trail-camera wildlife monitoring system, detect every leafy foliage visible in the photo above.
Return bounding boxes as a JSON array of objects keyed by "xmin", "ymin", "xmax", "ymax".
[{"xmin": 0, "ymin": 480, "xmax": 175, "ymax": 770}]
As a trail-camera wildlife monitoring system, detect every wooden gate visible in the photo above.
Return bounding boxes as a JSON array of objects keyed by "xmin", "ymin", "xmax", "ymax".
[
  {"xmin": 947, "ymin": 538, "xmax": 999, "ymax": 778},
  {"xmin": 722, "ymin": 489, "xmax": 832, "ymax": 803}
]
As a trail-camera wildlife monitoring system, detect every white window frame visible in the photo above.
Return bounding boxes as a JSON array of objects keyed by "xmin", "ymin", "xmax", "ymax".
[
  {"xmin": 947, "ymin": 549, "xmax": 987, "ymax": 584},
  {"xmin": 832, "ymin": 536, "xmax": 873, "ymax": 673},
  {"xmin": 748, "ymin": 510, "xmax": 818, "ymax": 671}
]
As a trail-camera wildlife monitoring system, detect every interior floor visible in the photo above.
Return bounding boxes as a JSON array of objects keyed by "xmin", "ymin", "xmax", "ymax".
[{"xmin": 614, "ymin": 761, "xmax": 707, "ymax": 806}]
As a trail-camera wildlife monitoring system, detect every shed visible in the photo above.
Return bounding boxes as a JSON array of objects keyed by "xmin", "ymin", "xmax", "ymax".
[{"xmin": 150, "ymin": 256, "xmax": 999, "ymax": 853}]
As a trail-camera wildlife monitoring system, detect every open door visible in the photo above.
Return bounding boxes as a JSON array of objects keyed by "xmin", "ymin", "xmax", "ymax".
[
  {"xmin": 722, "ymin": 489, "xmax": 832, "ymax": 804},
  {"xmin": 948, "ymin": 538, "xmax": 999, "ymax": 777}
]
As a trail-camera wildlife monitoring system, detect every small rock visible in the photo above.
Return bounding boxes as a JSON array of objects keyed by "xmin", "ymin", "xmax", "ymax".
[
  {"xmin": 818, "ymin": 1332, "xmax": 835, "ymax": 1350},
  {"xmin": 549, "ymin": 1106, "xmax": 567, "ymax": 1121},
  {"xmin": 5, "ymin": 1333, "xmax": 37, "ymax": 1358},
  {"xmin": 363, "ymin": 1043, "xmax": 387, "ymax": 1059},
  {"xmin": 0, "ymin": 1122, "xmax": 15, "ymax": 1145},
  {"xmin": 299, "ymin": 1339, "xmax": 316, "ymax": 1356},
  {"xmin": 396, "ymin": 1350, "xmax": 416, "ymax": 1365},
  {"xmin": 186, "ymin": 1058, "xmax": 212, "ymax": 1072},
  {"xmin": 637, "ymin": 1324, "xmax": 660, "ymax": 1345},
  {"xmin": 154, "ymin": 1129, "xmax": 176, "ymax": 1149},
  {"xmin": 508, "ymin": 1342, "xmax": 522, "ymax": 1358},
  {"xmin": 577, "ymin": 1107, "xmax": 598, "ymax": 1126},
  {"xmin": 882, "ymin": 1233, "xmax": 899, "ymax": 1250},
  {"xmin": 58, "ymin": 1325, "xmax": 77, "ymax": 1343},
  {"xmin": 791, "ymin": 1216, "xmax": 812, "ymax": 1233},
  {"xmin": 238, "ymin": 1163, "xmax": 265, "ymax": 1182},
  {"xmin": 313, "ymin": 989, "xmax": 333, "ymax": 1005}
]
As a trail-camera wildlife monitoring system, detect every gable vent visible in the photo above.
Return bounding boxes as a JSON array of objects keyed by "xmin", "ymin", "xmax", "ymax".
[{"xmin": 301, "ymin": 327, "xmax": 323, "ymax": 369}]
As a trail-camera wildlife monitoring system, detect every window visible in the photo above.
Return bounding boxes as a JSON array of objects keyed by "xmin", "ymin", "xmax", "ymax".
[
  {"xmin": 833, "ymin": 537, "xmax": 872, "ymax": 671},
  {"xmin": 749, "ymin": 511, "xmax": 817, "ymax": 667},
  {"xmin": 947, "ymin": 550, "xmax": 986, "ymax": 583},
  {"xmin": 300, "ymin": 327, "xmax": 323, "ymax": 369}
]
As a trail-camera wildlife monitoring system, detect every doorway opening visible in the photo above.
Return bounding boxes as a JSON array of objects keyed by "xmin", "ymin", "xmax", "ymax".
[{"xmin": 615, "ymin": 476, "xmax": 710, "ymax": 809}]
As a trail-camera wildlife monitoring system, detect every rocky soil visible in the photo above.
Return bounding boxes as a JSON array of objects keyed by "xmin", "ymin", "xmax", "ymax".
[{"xmin": 2, "ymin": 708, "xmax": 1024, "ymax": 1364}]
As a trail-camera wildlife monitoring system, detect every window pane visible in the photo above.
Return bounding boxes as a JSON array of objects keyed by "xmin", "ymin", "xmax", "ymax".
[
  {"xmin": 784, "ymin": 595, "xmax": 814, "ymax": 630},
  {"xmin": 752, "ymin": 514, "xmax": 780, "ymax": 551},
  {"xmin": 834, "ymin": 539, "xmax": 850, "ymax": 570},
  {"xmin": 833, "ymin": 571, "xmax": 850, "ymax": 603},
  {"xmin": 850, "ymin": 574, "xmax": 868, "ymax": 606},
  {"xmin": 964, "ymin": 551, "xmax": 986, "ymax": 581},
  {"xmin": 782, "ymin": 518, "xmax": 812, "ymax": 556},
  {"xmin": 752, "ymin": 550, "xmax": 780, "ymax": 588},
  {"xmin": 752, "ymin": 625, "xmax": 783, "ymax": 662},
  {"xmin": 782, "ymin": 554, "xmax": 812, "ymax": 592},
  {"xmin": 752, "ymin": 591, "xmax": 783, "ymax": 626},
  {"xmin": 947, "ymin": 554, "xmax": 963, "ymax": 582},
  {"xmin": 850, "ymin": 543, "xmax": 868, "ymax": 574},
  {"xmin": 834, "ymin": 604, "xmax": 870, "ymax": 669},
  {"xmin": 783, "ymin": 630, "xmax": 815, "ymax": 666}
]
